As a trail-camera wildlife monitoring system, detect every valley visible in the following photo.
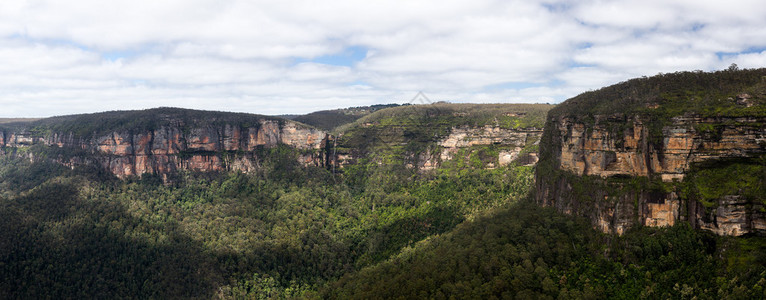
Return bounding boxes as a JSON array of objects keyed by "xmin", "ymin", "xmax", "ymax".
[{"xmin": 1, "ymin": 69, "xmax": 765, "ymax": 299}]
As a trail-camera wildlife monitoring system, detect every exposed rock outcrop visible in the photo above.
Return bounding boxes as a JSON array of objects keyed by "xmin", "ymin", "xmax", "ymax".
[
  {"xmin": 536, "ymin": 68, "xmax": 766, "ymax": 236},
  {"xmin": 537, "ymin": 113, "xmax": 766, "ymax": 236},
  {"xmin": 1, "ymin": 116, "xmax": 328, "ymax": 180},
  {"xmin": 436, "ymin": 125, "xmax": 541, "ymax": 168},
  {"xmin": 334, "ymin": 125, "xmax": 542, "ymax": 170},
  {"xmin": 551, "ymin": 114, "xmax": 765, "ymax": 180}
]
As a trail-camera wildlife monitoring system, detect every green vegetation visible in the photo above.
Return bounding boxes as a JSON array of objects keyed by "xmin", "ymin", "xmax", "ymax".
[
  {"xmin": 0, "ymin": 140, "xmax": 535, "ymax": 298},
  {"xmin": 3, "ymin": 141, "xmax": 764, "ymax": 298},
  {"xmin": 335, "ymin": 103, "xmax": 551, "ymax": 167},
  {"xmin": 680, "ymin": 157, "xmax": 766, "ymax": 208},
  {"xmin": 1, "ymin": 107, "xmax": 287, "ymax": 140},
  {"xmin": 2, "ymin": 101, "xmax": 765, "ymax": 298},
  {"xmin": 550, "ymin": 68, "xmax": 766, "ymax": 119},
  {"xmin": 338, "ymin": 103, "xmax": 551, "ymax": 133},
  {"xmin": 0, "ymin": 118, "xmax": 40, "ymax": 124},
  {"xmin": 290, "ymin": 104, "xmax": 404, "ymax": 131},
  {"xmin": 326, "ymin": 201, "xmax": 766, "ymax": 299},
  {"xmin": 537, "ymin": 154, "xmax": 765, "ymax": 214}
]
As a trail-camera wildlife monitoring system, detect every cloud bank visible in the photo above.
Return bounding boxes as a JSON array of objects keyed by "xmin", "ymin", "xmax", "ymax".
[{"xmin": 1, "ymin": 0, "xmax": 765, "ymax": 116}]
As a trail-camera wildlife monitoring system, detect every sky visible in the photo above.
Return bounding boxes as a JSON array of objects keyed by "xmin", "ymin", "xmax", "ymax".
[{"xmin": 1, "ymin": 0, "xmax": 766, "ymax": 117}]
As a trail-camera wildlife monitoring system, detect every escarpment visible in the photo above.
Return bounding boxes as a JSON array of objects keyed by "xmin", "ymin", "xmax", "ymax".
[
  {"xmin": 536, "ymin": 69, "xmax": 766, "ymax": 236},
  {"xmin": 329, "ymin": 103, "xmax": 551, "ymax": 170},
  {"xmin": 0, "ymin": 104, "xmax": 552, "ymax": 181},
  {"xmin": 0, "ymin": 108, "xmax": 328, "ymax": 180},
  {"xmin": 429, "ymin": 125, "xmax": 541, "ymax": 169},
  {"xmin": 551, "ymin": 114, "xmax": 765, "ymax": 180}
]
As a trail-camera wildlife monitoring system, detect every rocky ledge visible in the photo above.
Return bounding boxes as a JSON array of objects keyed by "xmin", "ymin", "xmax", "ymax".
[
  {"xmin": 537, "ymin": 113, "xmax": 765, "ymax": 236},
  {"xmin": 536, "ymin": 68, "xmax": 766, "ymax": 236},
  {"xmin": 0, "ymin": 109, "xmax": 328, "ymax": 181}
]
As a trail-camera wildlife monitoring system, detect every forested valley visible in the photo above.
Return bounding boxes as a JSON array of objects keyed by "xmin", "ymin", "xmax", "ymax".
[
  {"xmin": 2, "ymin": 147, "xmax": 765, "ymax": 299},
  {"xmin": 1, "ymin": 101, "xmax": 765, "ymax": 299},
  {"xmin": 0, "ymin": 142, "xmax": 539, "ymax": 298}
]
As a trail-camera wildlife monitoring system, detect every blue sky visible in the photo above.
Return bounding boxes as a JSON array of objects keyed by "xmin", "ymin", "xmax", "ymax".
[
  {"xmin": 296, "ymin": 46, "xmax": 368, "ymax": 67},
  {"xmin": 0, "ymin": 0, "xmax": 765, "ymax": 117}
]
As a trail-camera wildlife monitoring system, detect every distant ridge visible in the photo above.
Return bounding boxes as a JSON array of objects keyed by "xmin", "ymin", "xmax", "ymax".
[
  {"xmin": 289, "ymin": 104, "xmax": 404, "ymax": 131},
  {"xmin": 2, "ymin": 107, "xmax": 287, "ymax": 139},
  {"xmin": 0, "ymin": 118, "xmax": 41, "ymax": 124}
]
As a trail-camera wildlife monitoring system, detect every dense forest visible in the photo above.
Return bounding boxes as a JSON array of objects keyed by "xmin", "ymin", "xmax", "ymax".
[
  {"xmin": 2, "ymin": 148, "xmax": 764, "ymax": 299},
  {"xmin": 326, "ymin": 200, "xmax": 766, "ymax": 299},
  {"xmin": 1, "ymin": 99, "xmax": 765, "ymax": 298},
  {"xmin": 550, "ymin": 67, "xmax": 766, "ymax": 120},
  {"xmin": 0, "ymin": 141, "xmax": 537, "ymax": 298}
]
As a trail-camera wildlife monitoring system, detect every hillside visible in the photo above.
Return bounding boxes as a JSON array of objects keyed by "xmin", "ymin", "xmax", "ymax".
[
  {"xmin": 325, "ymin": 200, "xmax": 766, "ymax": 299},
  {"xmin": 286, "ymin": 104, "xmax": 404, "ymax": 132},
  {"xmin": 0, "ymin": 107, "xmax": 327, "ymax": 180},
  {"xmin": 549, "ymin": 68, "xmax": 766, "ymax": 119},
  {"xmin": 334, "ymin": 103, "xmax": 551, "ymax": 171},
  {"xmin": 324, "ymin": 71, "xmax": 766, "ymax": 299},
  {"xmin": 0, "ymin": 118, "xmax": 40, "ymax": 124},
  {"xmin": 14, "ymin": 107, "xmax": 286, "ymax": 137},
  {"xmin": 0, "ymin": 103, "xmax": 544, "ymax": 298},
  {"xmin": 0, "ymin": 104, "xmax": 552, "ymax": 181},
  {"xmin": 337, "ymin": 103, "xmax": 549, "ymax": 132},
  {"xmin": 2, "ymin": 95, "xmax": 765, "ymax": 298},
  {"xmin": 536, "ymin": 68, "xmax": 766, "ymax": 235}
]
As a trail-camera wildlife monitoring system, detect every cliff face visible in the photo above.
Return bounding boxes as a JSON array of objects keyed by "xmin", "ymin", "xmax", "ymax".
[
  {"xmin": 537, "ymin": 114, "xmax": 765, "ymax": 235},
  {"xmin": 429, "ymin": 125, "xmax": 541, "ymax": 169},
  {"xmin": 329, "ymin": 103, "xmax": 551, "ymax": 171},
  {"xmin": 1, "ymin": 117, "xmax": 327, "ymax": 180},
  {"xmin": 333, "ymin": 125, "xmax": 542, "ymax": 170},
  {"xmin": 552, "ymin": 114, "xmax": 765, "ymax": 180},
  {"xmin": 536, "ymin": 69, "xmax": 766, "ymax": 236},
  {"xmin": 1, "ymin": 105, "xmax": 550, "ymax": 181}
]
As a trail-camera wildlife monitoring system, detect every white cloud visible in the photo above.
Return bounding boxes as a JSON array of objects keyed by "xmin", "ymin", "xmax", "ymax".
[
  {"xmin": 722, "ymin": 51, "xmax": 766, "ymax": 69},
  {"xmin": 0, "ymin": 0, "xmax": 765, "ymax": 117}
]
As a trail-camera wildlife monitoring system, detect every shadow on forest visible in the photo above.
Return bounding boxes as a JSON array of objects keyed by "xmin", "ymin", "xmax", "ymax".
[
  {"xmin": 355, "ymin": 205, "xmax": 463, "ymax": 265},
  {"xmin": 0, "ymin": 179, "xmax": 221, "ymax": 299}
]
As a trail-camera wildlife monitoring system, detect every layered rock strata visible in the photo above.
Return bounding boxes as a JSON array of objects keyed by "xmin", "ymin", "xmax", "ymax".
[
  {"xmin": 537, "ymin": 114, "xmax": 766, "ymax": 236},
  {"xmin": 1, "ymin": 119, "xmax": 328, "ymax": 180},
  {"xmin": 553, "ymin": 114, "xmax": 765, "ymax": 180},
  {"xmin": 433, "ymin": 125, "xmax": 541, "ymax": 169},
  {"xmin": 333, "ymin": 125, "xmax": 542, "ymax": 170}
]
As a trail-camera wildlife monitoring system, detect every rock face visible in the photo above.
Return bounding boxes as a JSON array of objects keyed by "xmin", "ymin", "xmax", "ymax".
[
  {"xmin": 434, "ymin": 125, "xmax": 541, "ymax": 169},
  {"xmin": 551, "ymin": 114, "xmax": 765, "ymax": 180},
  {"xmin": 1, "ymin": 117, "xmax": 328, "ymax": 180},
  {"xmin": 333, "ymin": 125, "xmax": 542, "ymax": 170},
  {"xmin": 537, "ymin": 113, "xmax": 766, "ymax": 236},
  {"xmin": 694, "ymin": 195, "xmax": 766, "ymax": 236},
  {"xmin": 1, "ymin": 106, "xmax": 545, "ymax": 181}
]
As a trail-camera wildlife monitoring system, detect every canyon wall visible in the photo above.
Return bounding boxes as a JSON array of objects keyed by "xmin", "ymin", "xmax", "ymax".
[
  {"xmin": 333, "ymin": 125, "xmax": 542, "ymax": 170},
  {"xmin": 0, "ymin": 118, "xmax": 328, "ymax": 180},
  {"xmin": 536, "ymin": 113, "xmax": 766, "ymax": 236},
  {"xmin": 428, "ymin": 125, "xmax": 541, "ymax": 169},
  {"xmin": 551, "ymin": 114, "xmax": 765, "ymax": 180},
  {"xmin": 0, "ymin": 107, "xmax": 544, "ymax": 181}
]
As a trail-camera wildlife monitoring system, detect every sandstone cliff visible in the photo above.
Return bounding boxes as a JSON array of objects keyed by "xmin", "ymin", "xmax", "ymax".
[
  {"xmin": 426, "ymin": 125, "xmax": 541, "ymax": 170},
  {"xmin": 0, "ymin": 108, "xmax": 328, "ymax": 181},
  {"xmin": 1, "ymin": 105, "xmax": 551, "ymax": 181},
  {"xmin": 536, "ymin": 69, "xmax": 766, "ymax": 236},
  {"xmin": 329, "ymin": 103, "xmax": 551, "ymax": 170},
  {"xmin": 331, "ymin": 125, "xmax": 541, "ymax": 170}
]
